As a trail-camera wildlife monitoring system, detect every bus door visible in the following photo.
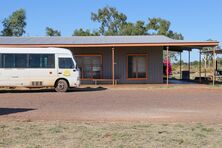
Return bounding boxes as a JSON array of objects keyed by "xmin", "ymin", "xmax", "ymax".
[{"xmin": 57, "ymin": 56, "xmax": 76, "ymax": 79}]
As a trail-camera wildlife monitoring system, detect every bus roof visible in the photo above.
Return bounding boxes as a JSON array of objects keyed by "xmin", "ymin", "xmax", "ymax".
[{"xmin": 0, "ymin": 47, "xmax": 72, "ymax": 54}]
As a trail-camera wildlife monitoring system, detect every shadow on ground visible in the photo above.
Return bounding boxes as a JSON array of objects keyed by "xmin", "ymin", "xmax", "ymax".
[
  {"xmin": 0, "ymin": 108, "xmax": 35, "ymax": 116},
  {"xmin": 0, "ymin": 87, "xmax": 107, "ymax": 93}
]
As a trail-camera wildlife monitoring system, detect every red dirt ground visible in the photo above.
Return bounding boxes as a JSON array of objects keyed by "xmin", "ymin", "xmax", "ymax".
[{"xmin": 0, "ymin": 85, "xmax": 222, "ymax": 123}]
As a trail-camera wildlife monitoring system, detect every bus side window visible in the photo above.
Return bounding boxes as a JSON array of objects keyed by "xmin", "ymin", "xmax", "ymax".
[
  {"xmin": 29, "ymin": 54, "xmax": 55, "ymax": 68},
  {"xmin": 0, "ymin": 54, "xmax": 2, "ymax": 68},
  {"xmin": 47, "ymin": 54, "xmax": 55, "ymax": 68},
  {"xmin": 15, "ymin": 54, "xmax": 28, "ymax": 68},
  {"xmin": 29, "ymin": 54, "xmax": 41, "ymax": 68},
  {"xmin": 2, "ymin": 54, "xmax": 15, "ymax": 68},
  {"xmin": 40, "ymin": 54, "xmax": 55, "ymax": 68}
]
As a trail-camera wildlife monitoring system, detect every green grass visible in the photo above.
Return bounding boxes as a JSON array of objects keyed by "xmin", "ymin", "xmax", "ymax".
[{"xmin": 0, "ymin": 121, "xmax": 222, "ymax": 148}]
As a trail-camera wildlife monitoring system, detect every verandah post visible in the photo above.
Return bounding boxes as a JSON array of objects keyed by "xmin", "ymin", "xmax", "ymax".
[
  {"xmin": 112, "ymin": 47, "xmax": 115, "ymax": 85},
  {"xmin": 199, "ymin": 49, "xmax": 202, "ymax": 83},
  {"xmin": 166, "ymin": 46, "xmax": 169, "ymax": 85},
  {"xmin": 212, "ymin": 46, "xmax": 216, "ymax": 86},
  {"xmin": 180, "ymin": 52, "xmax": 182, "ymax": 80},
  {"xmin": 188, "ymin": 50, "xmax": 191, "ymax": 80}
]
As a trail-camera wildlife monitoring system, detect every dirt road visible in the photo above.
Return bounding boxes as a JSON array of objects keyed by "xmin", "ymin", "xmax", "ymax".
[{"xmin": 0, "ymin": 86, "xmax": 222, "ymax": 123}]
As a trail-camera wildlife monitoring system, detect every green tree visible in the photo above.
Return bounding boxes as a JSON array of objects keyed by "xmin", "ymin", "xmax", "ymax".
[
  {"xmin": 73, "ymin": 7, "xmax": 184, "ymax": 61},
  {"xmin": 1, "ymin": 9, "xmax": 26, "ymax": 36},
  {"xmin": 146, "ymin": 18, "xmax": 184, "ymax": 61},
  {"xmin": 147, "ymin": 17, "xmax": 184, "ymax": 40},
  {"xmin": 74, "ymin": 6, "xmax": 183, "ymax": 40},
  {"xmin": 46, "ymin": 27, "xmax": 61, "ymax": 36},
  {"xmin": 91, "ymin": 6, "xmax": 127, "ymax": 35},
  {"xmin": 73, "ymin": 28, "xmax": 99, "ymax": 36},
  {"xmin": 167, "ymin": 30, "xmax": 183, "ymax": 40},
  {"xmin": 120, "ymin": 21, "xmax": 148, "ymax": 35}
]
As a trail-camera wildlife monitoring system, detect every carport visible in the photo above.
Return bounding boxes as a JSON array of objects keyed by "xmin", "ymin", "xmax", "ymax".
[
  {"xmin": 164, "ymin": 44, "xmax": 219, "ymax": 86},
  {"xmin": 200, "ymin": 49, "xmax": 222, "ymax": 84}
]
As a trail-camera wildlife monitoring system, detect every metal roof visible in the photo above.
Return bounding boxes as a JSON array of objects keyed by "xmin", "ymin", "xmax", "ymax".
[
  {"xmin": 201, "ymin": 49, "xmax": 222, "ymax": 54},
  {"xmin": 0, "ymin": 36, "xmax": 219, "ymax": 51},
  {"xmin": 0, "ymin": 35, "xmax": 217, "ymax": 45}
]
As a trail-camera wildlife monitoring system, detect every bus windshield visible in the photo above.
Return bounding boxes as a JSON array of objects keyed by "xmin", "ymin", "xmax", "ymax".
[{"xmin": 59, "ymin": 58, "xmax": 74, "ymax": 69}]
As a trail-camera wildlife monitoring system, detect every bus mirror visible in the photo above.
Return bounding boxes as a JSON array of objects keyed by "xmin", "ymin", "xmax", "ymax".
[{"xmin": 73, "ymin": 65, "xmax": 78, "ymax": 72}]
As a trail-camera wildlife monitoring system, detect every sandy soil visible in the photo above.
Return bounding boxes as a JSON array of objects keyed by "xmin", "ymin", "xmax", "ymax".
[{"xmin": 0, "ymin": 86, "xmax": 222, "ymax": 123}]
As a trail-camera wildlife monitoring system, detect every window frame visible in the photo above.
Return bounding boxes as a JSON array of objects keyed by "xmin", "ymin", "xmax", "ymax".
[
  {"xmin": 75, "ymin": 54, "xmax": 103, "ymax": 80},
  {"xmin": 126, "ymin": 54, "xmax": 148, "ymax": 80}
]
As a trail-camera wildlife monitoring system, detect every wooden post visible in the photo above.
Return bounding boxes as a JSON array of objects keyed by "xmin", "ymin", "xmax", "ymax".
[
  {"xmin": 213, "ymin": 47, "xmax": 216, "ymax": 86},
  {"xmin": 204, "ymin": 54, "xmax": 207, "ymax": 80},
  {"xmin": 166, "ymin": 46, "xmax": 169, "ymax": 85},
  {"xmin": 188, "ymin": 50, "xmax": 191, "ymax": 80},
  {"xmin": 112, "ymin": 47, "xmax": 115, "ymax": 85},
  {"xmin": 180, "ymin": 52, "xmax": 182, "ymax": 80},
  {"xmin": 199, "ymin": 50, "xmax": 202, "ymax": 83}
]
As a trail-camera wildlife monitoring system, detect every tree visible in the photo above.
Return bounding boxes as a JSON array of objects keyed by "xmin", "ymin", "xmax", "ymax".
[
  {"xmin": 147, "ymin": 17, "xmax": 184, "ymax": 40},
  {"xmin": 73, "ymin": 7, "xmax": 183, "ymax": 40},
  {"xmin": 91, "ymin": 6, "xmax": 127, "ymax": 35},
  {"xmin": 167, "ymin": 30, "xmax": 183, "ymax": 40},
  {"xmin": 120, "ymin": 21, "xmax": 148, "ymax": 35},
  {"xmin": 146, "ymin": 18, "xmax": 184, "ymax": 61},
  {"xmin": 46, "ymin": 27, "xmax": 61, "ymax": 36},
  {"xmin": 73, "ymin": 28, "xmax": 99, "ymax": 36},
  {"xmin": 1, "ymin": 9, "xmax": 26, "ymax": 36},
  {"xmin": 73, "ymin": 7, "xmax": 184, "ymax": 61}
]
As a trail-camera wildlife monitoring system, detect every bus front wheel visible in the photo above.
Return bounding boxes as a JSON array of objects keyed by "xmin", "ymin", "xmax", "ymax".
[{"xmin": 55, "ymin": 79, "xmax": 68, "ymax": 92}]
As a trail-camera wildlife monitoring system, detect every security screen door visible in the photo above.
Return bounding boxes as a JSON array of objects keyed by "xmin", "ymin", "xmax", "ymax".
[{"xmin": 76, "ymin": 55, "xmax": 102, "ymax": 79}]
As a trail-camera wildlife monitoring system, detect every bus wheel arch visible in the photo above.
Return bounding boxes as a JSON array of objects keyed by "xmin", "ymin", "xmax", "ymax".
[{"xmin": 54, "ymin": 78, "xmax": 70, "ymax": 92}]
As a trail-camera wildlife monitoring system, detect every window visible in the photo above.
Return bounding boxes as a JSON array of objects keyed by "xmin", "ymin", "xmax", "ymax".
[
  {"xmin": 15, "ymin": 54, "xmax": 28, "ymax": 68},
  {"xmin": 127, "ymin": 54, "xmax": 147, "ymax": 79},
  {"xmin": 0, "ymin": 54, "xmax": 2, "ymax": 68},
  {"xmin": 2, "ymin": 54, "xmax": 14, "ymax": 68},
  {"xmin": 59, "ymin": 58, "xmax": 74, "ymax": 69},
  {"xmin": 0, "ymin": 54, "xmax": 55, "ymax": 68},
  {"xmin": 29, "ymin": 54, "xmax": 41, "ymax": 68},
  {"xmin": 29, "ymin": 54, "xmax": 55, "ymax": 68},
  {"xmin": 40, "ymin": 54, "xmax": 55, "ymax": 68},
  {"xmin": 75, "ymin": 55, "xmax": 102, "ymax": 79}
]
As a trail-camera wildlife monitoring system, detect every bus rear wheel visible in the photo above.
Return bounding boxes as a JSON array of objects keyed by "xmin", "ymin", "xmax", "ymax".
[{"xmin": 55, "ymin": 79, "xmax": 68, "ymax": 92}]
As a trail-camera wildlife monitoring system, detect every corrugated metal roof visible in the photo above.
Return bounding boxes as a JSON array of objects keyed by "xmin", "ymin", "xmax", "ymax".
[
  {"xmin": 0, "ymin": 35, "xmax": 213, "ymax": 45},
  {"xmin": 201, "ymin": 49, "xmax": 222, "ymax": 54}
]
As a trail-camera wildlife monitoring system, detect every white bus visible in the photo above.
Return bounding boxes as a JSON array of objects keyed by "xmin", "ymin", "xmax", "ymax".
[{"xmin": 0, "ymin": 47, "xmax": 80, "ymax": 92}]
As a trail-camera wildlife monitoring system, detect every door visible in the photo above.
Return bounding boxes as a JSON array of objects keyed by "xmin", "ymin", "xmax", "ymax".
[
  {"xmin": 58, "ymin": 57, "xmax": 75, "ymax": 77},
  {"xmin": 57, "ymin": 56, "xmax": 79, "ymax": 87}
]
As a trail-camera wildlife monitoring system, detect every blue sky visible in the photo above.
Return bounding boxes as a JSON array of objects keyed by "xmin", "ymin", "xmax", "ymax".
[{"xmin": 0, "ymin": 0, "xmax": 221, "ymax": 61}]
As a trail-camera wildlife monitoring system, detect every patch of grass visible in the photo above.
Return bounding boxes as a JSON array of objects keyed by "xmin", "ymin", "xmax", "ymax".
[
  {"xmin": 201, "ymin": 127, "xmax": 215, "ymax": 132},
  {"xmin": 0, "ymin": 121, "xmax": 222, "ymax": 148}
]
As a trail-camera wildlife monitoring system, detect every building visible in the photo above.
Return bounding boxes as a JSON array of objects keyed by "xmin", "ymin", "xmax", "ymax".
[{"xmin": 0, "ymin": 35, "xmax": 219, "ymax": 84}]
